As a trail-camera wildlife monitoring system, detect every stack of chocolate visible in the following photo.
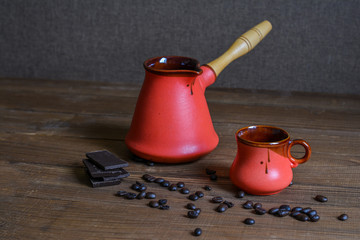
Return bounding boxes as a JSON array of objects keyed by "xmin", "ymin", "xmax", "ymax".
[{"xmin": 83, "ymin": 150, "xmax": 130, "ymax": 188}]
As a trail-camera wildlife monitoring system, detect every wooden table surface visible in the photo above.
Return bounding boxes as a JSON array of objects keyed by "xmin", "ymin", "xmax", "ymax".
[{"xmin": 1, "ymin": 78, "xmax": 359, "ymax": 240}]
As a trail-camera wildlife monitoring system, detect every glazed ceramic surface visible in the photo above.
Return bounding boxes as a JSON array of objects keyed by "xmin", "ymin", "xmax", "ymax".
[
  {"xmin": 230, "ymin": 125, "xmax": 311, "ymax": 195},
  {"xmin": 125, "ymin": 21, "xmax": 272, "ymax": 163}
]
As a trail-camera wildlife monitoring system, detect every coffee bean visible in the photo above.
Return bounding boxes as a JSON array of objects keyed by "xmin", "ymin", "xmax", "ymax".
[
  {"xmin": 116, "ymin": 190, "xmax": 127, "ymax": 197},
  {"xmin": 216, "ymin": 203, "xmax": 228, "ymax": 213},
  {"xmin": 253, "ymin": 203, "xmax": 262, "ymax": 209},
  {"xmin": 276, "ymin": 209, "xmax": 290, "ymax": 217},
  {"xmin": 154, "ymin": 178, "xmax": 165, "ymax": 183},
  {"xmin": 307, "ymin": 210, "xmax": 317, "ymax": 218},
  {"xmin": 125, "ymin": 192, "xmax": 137, "ymax": 199},
  {"xmin": 301, "ymin": 207, "xmax": 312, "ymax": 214},
  {"xmin": 168, "ymin": 184, "xmax": 177, "ymax": 191},
  {"xmin": 204, "ymin": 185, "xmax": 212, "ymax": 191},
  {"xmin": 149, "ymin": 200, "xmax": 159, "ymax": 208},
  {"xmin": 268, "ymin": 208, "xmax": 279, "ymax": 215},
  {"xmin": 289, "ymin": 181, "xmax": 293, "ymax": 186},
  {"xmin": 136, "ymin": 191, "xmax": 146, "ymax": 199},
  {"xmin": 145, "ymin": 192, "xmax": 156, "ymax": 199},
  {"xmin": 180, "ymin": 188, "xmax": 190, "ymax": 194},
  {"xmin": 338, "ymin": 214, "xmax": 348, "ymax": 221},
  {"xmin": 189, "ymin": 194, "xmax": 199, "ymax": 201},
  {"xmin": 194, "ymin": 208, "xmax": 201, "ymax": 215},
  {"xmin": 212, "ymin": 196, "xmax": 223, "ymax": 203},
  {"xmin": 244, "ymin": 218, "xmax": 255, "ymax": 225},
  {"xmin": 279, "ymin": 205, "xmax": 291, "ymax": 211},
  {"xmin": 131, "ymin": 183, "xmax": 140, "ymax": 191},
  {"xmin": 290, "ymin": 211, "xmax": 301, "ymax": 217},
  {"xmin": 236, "ymin": 190, "xmax": 245, "ymax": 198},
  {"xmin": 295, "ymin": 213, "xmax": 310, "ymax": 222},
  {"xmin": 291, "ymin": 207, "xmax": 303, "ymax": 212},
  {"xmin": 243, "ymin": 201, "xmax": 253, "ymax": 209},
  {"xmin": 315, "ymin": 195, "xmax": 328, "ymax": 202},
  {"xmin": 310, "ymin": 215, "xmax": 320, "ymax": 222},
  {"xmin": 187, "ymin": 203, "xmax": 196, "ymax": 210},
  {"xmin": 206, "ymin": 168, "xmax": 216, "ymax": 175},
  {"xmin": 209, "ymin": 174, "xmax": 217, "ymax": 181},
  {"xmin": 142, "ymin": 174, "xmax": 152, "ymax": 181},
  {"xmin": 161, "ymin": 181, "xmax": 170, "ymax": 187},
  {"xmin": 158, "ymin": 199, "xmax": 167, "ymax": 205},
  {"xmin": 195, "ymin": 191, "xmax": 204, "ymax": 198},
  {"xmin": 177, "ymin": 182, "xmax": 185, "ymax": 188},
  {"xmin": 255, "ymin": 207, "xmax": 267, "ymax": 215},
  {"xmin": 223, "ymin": 200, "xmax": 234, "ymax": 208},
  {"xmin": 139, "ymin": 185, "xmax": 147, "ymax": 191},
  {"xmin": 159, "ymin": 205, "xmax": 170, "ymax": 210},
  {"xmin": 146, "ymin": 160, "xmax": 155, "ymax": 166},
  {"xmin": 188, "ymin": 210, "xmax": 199, "ymax": 219},
  {"xmin": 193, "ymin": 228, "xmax": 202, "ymax": 236}
]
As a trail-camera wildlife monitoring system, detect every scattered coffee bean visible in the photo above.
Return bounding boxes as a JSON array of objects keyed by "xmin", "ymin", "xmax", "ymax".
[
  {"xmin": 236, "ymin": 190, "xmax": 245, "ymax": 198},
  {"xmin": 158, "ymin": 199, "xmax": 167, "ymax": 205},
  {"xmin": 314, "ymin": 195, "xmax": 328, "ymax": 202},
  {"xmin": 276, "ymin": 209, "xmax": 290, "ymax": 217},
  {"xmin": 338, "ymin": 214, "xmax": 348, "ymax": 221},
  {"xmin": 149, "ymin": 200, "xmax": 159, "ymax": 208},
  {"xmin": 193, "ymin": 228, "xmax": 202, "ymax": 236},
  {"xmin": 279, "ymin": 205, "xmax": 291, "ymax": 211},
  {"xmin": 195, "ymin": 191, "xmax": 204, "ymax": 198},
  {"xmin": 189, "ymin": 194, "xmax": 199, "ymax": 201},
  {"xmin": 253, "ymin": 203, "xmax": 262, "ymax": 209},
  {"xmin": 188, "ymin": 210, "xmax": 199, "ymax": 219},
  {"xmin": 212, "ymin": 196, "xmax": 223, "ymax": 203},
  {"xmin": 223, "ymin": 200, "xmax": 234, "ymax": 208},
  {"xmin": 206, "ymin": 168, "xmax": 216, "ymax": 175},
  {"xmin": 131, "ymin": 183, "xmax": 140, "ymax": 191},
  {"xmin": 294, "ymin": 213, "xmax": 310, "ymax": 222},
  {"xmin": 194, "ymin": 208, "xmax": 201, "ymax": 215},
  {"xmin": 301, "ymin": 207, "xmax": 312, "ymax": 214},
  {"xmin": 290, "ymin": 211, "xmax": 301, "ymax": 217},
  {"xmin": 142, "ymin": 174, "xmax": 151, "ymax": 180},
  {"xmin": 307, "ymin": 210, "xmax": 317, "ymax": 218},
  {"xmin": 255, "ymin": 207, "xmax": 267, "ymax": 215},
  {"xmin": 146, "ymin": 160, "xmax": 155, "ymax": 166},
  {"xmin": 116, "ymin": 190, "xmax": 127, "ymax": 197},
  {"xmin": 145, "ymin": 192, "xmax": 156, "ymax": 199},
  {"xmin": 187, "ymin": 203, "xmax": 196, "ymax": 210},
  {"xmin": 268, "ymin": 208, "xmax": 279, "ymax": 215},
  {"xmin": 180, "ymin": 188, "xmax": 190, "ymax": 194},
  {"xmin": 136, "ymin": 191, "xmax": 146, "ymax": 199},
  {"xmin": 310, "ymin": 215, "xmax": 320, "ymax": 222},
  {"xmin": 289, "ymin": 181, "xmax": 293, "ymax": 186},
  {"xmin": 244, "ymin": 218, "xmax": 255, "ymax": 225},
  {"xmin": 292, "ymin": 207, "xmax": 303, "ymax": 212},
  {"xmin": 243, "ymin": 201, "xmax": 254, "ymax": 209},
  {"xmin": 159, "ymin": 205, "xmax": 170, "ymax": 210},
  {"xmin": 161, "ymin": 181, "xmax": 170, "ymax": 187},
  {"xmin": 168, "ymin": 184, "xmax": 177, "ymax": 191},
  {"xmin": 216, "ymin": 203, "xmax": 228, "ymax": 213},
  {"xmin": 204, "ymin": 185, "xmax": 212, "ymax": 191},
  {"xmin": 125, "ymin": 192, "xmax": 137, "ymax": 199},
  {"xmin": 147, "ymin": 176, "xmax": 156, "ymax": 182},
  {"xmin": 209, "ymin": 174, "xmax": 218, "ymax": 181},
  {"xmin": 177, "ymin": 182, "xmax": 185, "ymax": 188},
  {"xmin": 139, "ymin": 185, "xmax": 147, "ymax": 191},
  {"xmin": 154, "ymin": 178, "xmax": 165, "ymax": 183}
]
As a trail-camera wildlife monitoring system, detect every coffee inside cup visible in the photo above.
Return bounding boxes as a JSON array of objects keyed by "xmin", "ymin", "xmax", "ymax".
[{"xmin": 237, "ymin": 126, "xmax": 289, "ymax": 146}]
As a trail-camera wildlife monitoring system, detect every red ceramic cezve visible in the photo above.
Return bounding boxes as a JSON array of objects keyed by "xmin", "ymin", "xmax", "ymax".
[
  {"xmin": 125, "ymin": 21, "xmax": 272, "ymax": 163},
  {"xmin": 230, "ymin": 125, "xmax": 311, "ymax": 195}
]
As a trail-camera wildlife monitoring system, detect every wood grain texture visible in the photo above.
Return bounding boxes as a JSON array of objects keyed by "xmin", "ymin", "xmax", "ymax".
[{"xmin": 0, "ymin": 78, "xmax": 359, "ymax": 240}]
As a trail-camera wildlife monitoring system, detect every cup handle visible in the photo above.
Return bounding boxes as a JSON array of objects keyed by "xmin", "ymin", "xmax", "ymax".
[{"xmin": 287, "ymin": 139, "xmax": 311, "ymax": 168}]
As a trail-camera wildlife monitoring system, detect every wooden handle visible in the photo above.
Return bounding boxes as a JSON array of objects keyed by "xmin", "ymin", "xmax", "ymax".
[{"xmin": 207, "ymin": 20, "xmax": 272, "ymax": 76}]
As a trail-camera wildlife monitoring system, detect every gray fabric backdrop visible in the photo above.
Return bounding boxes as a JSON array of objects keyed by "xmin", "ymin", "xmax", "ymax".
[{"xmin": 1, "ymin": 0, "xmax": 359, "ymax": 94}]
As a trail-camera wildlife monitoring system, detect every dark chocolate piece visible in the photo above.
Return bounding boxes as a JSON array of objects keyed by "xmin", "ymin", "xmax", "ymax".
[
  {"xmin": 88, "ymin": 175, "xmax": 122, "ymax": 188},
  {"xmin": 83, "ymin": 159, "xmax": 130, "ymax": 178},
  {"xmin": 86, "ymin": 150, "xmax": 129, "ymax": 170}
]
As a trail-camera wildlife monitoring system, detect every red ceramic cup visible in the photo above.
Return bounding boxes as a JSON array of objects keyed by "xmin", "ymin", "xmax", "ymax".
[{"xmin": 230, "ymin": 125, "xmax": 311, "ymax": 195}]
